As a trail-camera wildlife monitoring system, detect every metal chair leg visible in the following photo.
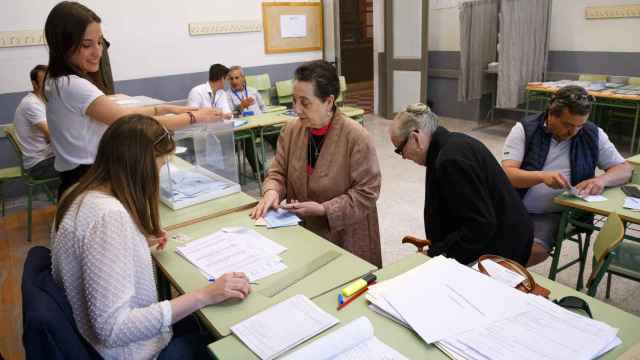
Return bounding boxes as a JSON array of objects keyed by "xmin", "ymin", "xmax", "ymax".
[
  {"xmin": 606, "ymin": 272, "xmax": 613, "ymax": 299},
  {"xmin": 576, "ymin": 234, "xmax": 591, "ymax": 290},
  {"xmin": 548, "ymin": 210, "xmax": 569, "ymax": 280}
]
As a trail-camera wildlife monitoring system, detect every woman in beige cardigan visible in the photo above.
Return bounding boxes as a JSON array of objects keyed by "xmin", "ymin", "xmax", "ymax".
[{"xmin": 250, "ymin": 61, "xmax": 382, "ymax": 267}]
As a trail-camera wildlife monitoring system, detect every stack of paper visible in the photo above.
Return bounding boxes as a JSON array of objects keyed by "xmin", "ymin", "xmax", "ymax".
[
  {"xmin": 569, "ymin": 186, "xmax": 607, "ymax": 202},
  {"xmin": 231, "ymin": 295, "xmax": 339, "ymax": 360},
  {"xmin": 366, "ymin": 256, "xmax": 621, "ymax": 360},
  {"xmin": 263, "ymin": 209, "xmax": 302, "ymax": 228},
  {"xmin": 160, "ymin": 164, "xmax": 234, "ymax": 202},
  {"xmin": 175, "ymin": 227, "xmax": 287, "ymax": 282},
  {"xmin": 623, "ymin": 196, "xmax": 640, "ymax": 211},
  {"xmin": 282, "ymin": 316, "xmax": 407, "ymax": 360}
]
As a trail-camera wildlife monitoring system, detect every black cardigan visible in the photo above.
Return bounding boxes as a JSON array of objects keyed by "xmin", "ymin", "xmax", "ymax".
[{"xmin": 424, "ymin": 127, "xmax": 533, "ymax": 265}]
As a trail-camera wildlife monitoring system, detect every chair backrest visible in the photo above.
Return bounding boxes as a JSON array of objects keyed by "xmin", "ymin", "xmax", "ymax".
[
  {"xmin": 586, "ymin": 213, "xmax": 625, "ymax": 288},
  {"xmin": 22, "ymin": 246, "xmax": 102, "ymax": 359},
  {"xmin": 2, "ymin": 124, "xmax": 27, "ymax": 175},
  {"xmin": 247, "ymin": 74, "xmax": 273, "ymax": 106},
  {"xmin": 629, "ymin": 77, "xmax": 640, "ymax": 86},
  {"xmin": 275, "ymin": 79, "xmax": 294, "ymax": 105},
  {"xmin": 578, "ymin": 74, "xmax": 608, "ymax": 82}
]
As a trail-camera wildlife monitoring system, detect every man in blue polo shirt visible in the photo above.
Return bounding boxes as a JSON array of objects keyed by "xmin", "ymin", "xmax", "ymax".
[{"xmin": 502, "ymin": 85, "xmax": 631, "ymax": 266}]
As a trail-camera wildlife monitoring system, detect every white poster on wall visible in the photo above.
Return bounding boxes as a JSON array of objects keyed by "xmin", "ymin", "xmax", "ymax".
[{"xmin": 280, "ymin": 14, "xmax": 307, "ymax": 38}]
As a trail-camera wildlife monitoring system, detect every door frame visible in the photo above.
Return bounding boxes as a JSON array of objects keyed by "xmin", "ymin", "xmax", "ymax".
[{"xmin": 380, "ymin": 0, "xmax": 429, "ymax": 119}]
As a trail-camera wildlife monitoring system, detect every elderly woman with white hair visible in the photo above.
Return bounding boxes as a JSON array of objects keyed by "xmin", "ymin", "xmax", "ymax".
[{"xmin": 389, "ymin": 103, "xmax": 534, "ymax": 266}]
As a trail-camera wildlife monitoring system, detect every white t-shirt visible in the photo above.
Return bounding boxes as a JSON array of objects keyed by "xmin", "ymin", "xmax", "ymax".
[
  {"xmin": 502, "ymin": 122, "xmax": 625, "ymax": 213},
  {"xmin": 13, "ymin": 93, "xmax": 54, "ymax": 169},
  {"xmin": 45, "ymin": 75, "xmax": 105, "ymax": 172},
  {"xmin": 226, "ymin": 86, "xmax": 266, "ymax": 115},
  {"xmin": 187, "ymin": 83, "xmax": 231, "ymax": 114}
]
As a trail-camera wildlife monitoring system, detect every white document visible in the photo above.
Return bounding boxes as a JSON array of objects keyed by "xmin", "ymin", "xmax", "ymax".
[
  {"xmin": 472, "ymin": 259, "xmax": 526, "ymax": 288},
  {"xmin": 378, "ymin": 256, "xmax": 529, "ymax": 343},
  {"xmin": 282, "ymin": 316, "xmax": 407, "ymax": 360},
  {"xmin": 280, "ymin": 14, "xmax": 307, "ymax": 38},
  {"xmin": 624, "ymin": 196, "xmax": 640, "ymax": 211},
  {"xmin": 439, "ymin": 294, "xmax": 620, "ymax": 360},
  {"xmin": 175, "ymin": 228, "xmax": 287, "ymax": 282},
  {"xmin": 231, "ymin": 295, "xmax": 339, "ymax": 360},
  {"xmin": 569, "ymin": 187, "xmax": 607, "ymax": 202}
]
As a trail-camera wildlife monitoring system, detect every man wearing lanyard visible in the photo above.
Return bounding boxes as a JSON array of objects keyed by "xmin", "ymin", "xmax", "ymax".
[
  {"xmin": 226, "ymin": 65, "xmax": 276, "ymax": 176},
  {"xmin": 226, "ymin": 65, "xmax": 266, "ymax": 116},
  {"xmin": 187, "ymin": 63, "xmax": 232, "ymax": 118}
]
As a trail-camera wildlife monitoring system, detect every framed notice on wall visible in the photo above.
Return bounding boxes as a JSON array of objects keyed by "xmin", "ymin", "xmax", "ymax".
[{"xmin": 262, "ymin": 2, "xmax": 323, "ymax": 54}]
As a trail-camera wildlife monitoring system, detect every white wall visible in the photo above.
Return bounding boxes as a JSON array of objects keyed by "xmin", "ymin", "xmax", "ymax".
[
  {"xmin": 424, "ymin": 0, "xmax": 640, "ymax": 54},
  {"xmin": 428, "ymin": 6, "xmax": 460, "ymax": 51},
  {"xmin": 549, "ymin": 0, "xmax": 640, "ymax": 52},
  {"xmin": 0, "ymin": 0, "xmax": 323, "ymax": 94}
]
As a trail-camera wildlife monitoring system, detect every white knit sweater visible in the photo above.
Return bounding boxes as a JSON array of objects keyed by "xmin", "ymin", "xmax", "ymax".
[{"xmin": 51, "ymin": 191, "xmax": 173, "ymax": 360}]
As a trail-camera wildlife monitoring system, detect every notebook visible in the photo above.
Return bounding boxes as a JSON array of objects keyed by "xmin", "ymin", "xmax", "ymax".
[{"xmin": 281, "ymin": 316, "xmax": 407, "ymax": 360}]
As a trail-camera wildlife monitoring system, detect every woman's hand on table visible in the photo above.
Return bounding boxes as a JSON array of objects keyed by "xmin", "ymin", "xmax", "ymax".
[
  {"xmin": 197, "ymin": 272, "xmax": 251, "ymax": 305},
  {"xmin": 148, "ymin": 230, "xmax": 168, "ymax": 250},
  {"xmin": 250, "ymin": 190, "xmax": 280, "ymax": 219},
  {"xmin": 282, "ymin": 200, "xmax": 326, "ymax": 217}
]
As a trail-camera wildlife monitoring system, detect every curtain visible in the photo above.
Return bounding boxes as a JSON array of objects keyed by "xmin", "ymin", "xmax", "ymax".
[
  {"xmin": 458, "ymin": 0, "xmax": 498, "ymax": 102},
  {"xmin": 496, "ymin": 0, "xmax": 551, "ymax": 108}
]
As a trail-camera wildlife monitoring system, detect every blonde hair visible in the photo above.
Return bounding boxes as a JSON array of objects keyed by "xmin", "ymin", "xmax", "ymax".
[{"xmin": 392, "ymin": 103, "xmax": 439, "ymax": 139}]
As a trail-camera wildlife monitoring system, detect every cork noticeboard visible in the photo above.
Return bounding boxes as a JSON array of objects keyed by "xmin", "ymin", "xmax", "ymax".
[{"xmin": 262, "ymin": 2, "xmax": 323, "ymax": 54}]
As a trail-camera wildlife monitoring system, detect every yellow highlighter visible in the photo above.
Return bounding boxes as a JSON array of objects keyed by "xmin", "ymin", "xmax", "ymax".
[{"xmin": 341, "ymin": 273, "xmax": 377, "ymax": 297}]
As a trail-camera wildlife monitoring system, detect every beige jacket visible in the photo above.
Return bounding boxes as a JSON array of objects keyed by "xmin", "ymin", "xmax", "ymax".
[{"xmin": 263, "ymin": 112, "xmax": 382, "ymax": 267}]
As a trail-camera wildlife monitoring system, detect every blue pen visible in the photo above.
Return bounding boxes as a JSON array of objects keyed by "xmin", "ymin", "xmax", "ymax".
[
  {"xmin": 338, "ymin": 293, "xmax": 344, "ymax": 305},
  {"xmin": 209, "ymin": 277, "xmax": 258, "ymax": 285}
]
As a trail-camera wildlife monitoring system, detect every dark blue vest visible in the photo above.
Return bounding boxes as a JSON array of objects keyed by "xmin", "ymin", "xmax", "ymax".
[{"xmin": 518, "ymin": 112, "xmax": 599, "ymax": 198}]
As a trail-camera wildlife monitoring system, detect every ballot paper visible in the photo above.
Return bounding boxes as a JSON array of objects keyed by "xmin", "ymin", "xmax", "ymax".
[
  {"xmin": 263, "ymin": 209, "xmax": 302, "ymax": 228},
  {"xmin": 160, "ymin": 164, "xmax": 234, "ymax": 202},
  {"xmin": 281, "ymin": 317, "xmax": 407, "ymax": 360},
  {"xmin": 231, "ymin": 295, "xmax": 339, "ymax": 360},
  {"xmin": 569, "ymin": 186, "xmax": 608, "ymax": 202},
  {"xmin": 366, "ymin": 256, "xmax": 621, "ymax": 360},
  {"xmin": 439, "ymin": 294, "xmax": 621, "ymax": 360},
  {"xmin": 175, "ymin": 227, "xmax": 286, "ymax": 282},
  {"xmin": 623, "ymin": 196, "xmax": 640, "ymax": 211},
  {"xmin": 471, "ymin": 259, "xmax": 526, "ymax": 288}
]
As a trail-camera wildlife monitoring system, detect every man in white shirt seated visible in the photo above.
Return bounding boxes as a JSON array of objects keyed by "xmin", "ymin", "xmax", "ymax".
[
  {"xmin": 187, "ymin": 63, "xmax": 232, "ymax": 118},
  {"xmin": 226, "ymin": 65, "xmax": 266, "ymax": 116},
  {"xmin": 226, "ymin": 65, "xmax": 277, "ymax": 176},
  {"xmin": 502, "ymin": 85, "xmax": 631, "ymax": 266},
  {"xmin": 13, "ymin": 65, "xmax": 58, "ymax": 179}
]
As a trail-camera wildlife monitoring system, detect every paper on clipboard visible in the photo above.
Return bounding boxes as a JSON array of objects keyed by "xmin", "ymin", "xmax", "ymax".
[{"xmin": 280, "ymin": 14, "xmax": 307, "ymax": 38}]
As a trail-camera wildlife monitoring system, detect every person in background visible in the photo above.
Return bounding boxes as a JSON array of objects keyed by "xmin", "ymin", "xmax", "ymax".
[
  {"xmin": 13, "ymin": 65, "xmax": 57, "ymax": 180},
  {"xmin": 44, "ymin": 1, "xmax": 222, "ymax": 198},
  {"xmin": 187, "ymin": 63, "xmax": 233, "ymax": 119},
  {"xmin": 226, "ymin": 65, "xmax": 277, "ymax": 176},
  {"xmin": 52, "ymin": 114, "xmax": 251, "ymax": 360},
  {"xmin": 389, "ymin": 103, "xmax": 534, "ymax": 266},
  {"xmin": 502, "ymin": 85, "xmax": 631, "ymax": 266},
  {"xmin": 251, "ymin": 60, "xmax": 383, "ymax": 268}
]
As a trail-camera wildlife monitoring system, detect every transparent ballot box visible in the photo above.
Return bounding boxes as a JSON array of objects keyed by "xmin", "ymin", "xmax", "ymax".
[{"xmin": 160, "ymin": 122, "xmax": 240, "ymax": 210}]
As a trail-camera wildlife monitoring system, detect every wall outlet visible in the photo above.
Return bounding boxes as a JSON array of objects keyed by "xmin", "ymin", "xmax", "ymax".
[
  {"xmin": 585, "ymin": 4, "xmax": 640, "ymax": 19},
  {"xmin": 0, "ymin": 30, "xmax": 45, "ymax": 48},
  {"xmin": 188, "ymin": 20, "xmax": 262, "ymax": 36}
]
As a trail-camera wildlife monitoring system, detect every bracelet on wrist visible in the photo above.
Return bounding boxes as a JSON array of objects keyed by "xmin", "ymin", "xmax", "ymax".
[{"xmin": 187, "ymin": 111, "xmax": 196, "ymax": 125}]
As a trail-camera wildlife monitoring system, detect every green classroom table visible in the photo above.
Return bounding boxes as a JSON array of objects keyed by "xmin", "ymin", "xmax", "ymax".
[
  {"xmin": 151, "ymin": 208, "xmax": 377, "ymax": 338},
  {"xmin": 208, "ymin": 253, "xmax": 640, "ymax": 359}
]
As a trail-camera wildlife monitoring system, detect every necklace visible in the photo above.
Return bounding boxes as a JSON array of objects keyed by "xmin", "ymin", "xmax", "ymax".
[{"xmin": 309, "ymin": 134, "xmax": 325, "ymax": 158}]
